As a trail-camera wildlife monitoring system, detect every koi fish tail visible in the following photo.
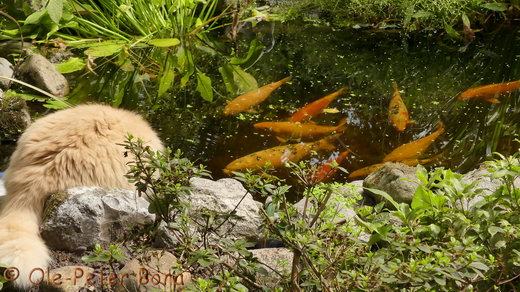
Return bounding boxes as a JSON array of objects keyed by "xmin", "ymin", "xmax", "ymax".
[
  {"xmin": 335, "ymin": 118, "xmax": 349, "ymax": 133},
  {"xmin": 320, "ymin": 133, "xmax": 341, "ymax": 151},
  {"xmin": 277, "ymin": 76, "xmax": 292, "ymax": 85},
  {"xmin": 392, "ymin": 82, "xmax": 399, "ymax": 91}
]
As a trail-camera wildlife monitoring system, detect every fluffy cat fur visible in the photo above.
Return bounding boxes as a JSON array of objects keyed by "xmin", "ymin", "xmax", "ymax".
[{"xmin": 0, "ymin": 104, "xmax": 163, "ymax": 288}]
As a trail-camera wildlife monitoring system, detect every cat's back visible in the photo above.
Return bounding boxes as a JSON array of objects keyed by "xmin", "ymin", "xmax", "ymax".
[{"xmin": 5, "ymin": 104, "xmax": 163, "ymax": 193}]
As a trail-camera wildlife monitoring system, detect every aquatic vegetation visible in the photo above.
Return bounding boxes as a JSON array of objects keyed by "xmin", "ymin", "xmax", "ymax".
[
  {"xmin": 0, "ymin": 0, "xmax": 268, "ymax": 105},
  {"xmin": 272, "ymin": 0, "xmax": 515, "ymax": 35}
]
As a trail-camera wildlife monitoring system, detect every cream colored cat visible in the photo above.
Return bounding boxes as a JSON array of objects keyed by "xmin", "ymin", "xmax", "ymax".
[{"xmin": 0, "ymin": 104, "xmax": 163, "ymax": 288}]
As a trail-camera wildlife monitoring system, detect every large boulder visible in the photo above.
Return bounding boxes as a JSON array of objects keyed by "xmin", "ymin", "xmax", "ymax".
[
  {"xmin": 461, "ymin": 163, "xmax": 520, "ymax": 208},
  {"xmin": 363, "ymin": 162, "xmax": 419, "ymax": 206},
  {"xmin": 41, "ymin": 187, "xmax": 153, "ymax": 251},
  {"xmin": 155, "ymin": 177, "xmax": 264, "ymax": 247},
  {"xmin": 18, "ymin": 53, "xmax": 69, "ymax": 97}
]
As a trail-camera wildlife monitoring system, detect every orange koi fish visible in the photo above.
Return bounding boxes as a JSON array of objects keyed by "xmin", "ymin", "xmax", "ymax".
[
  {"xmin": 383, "ymin": 122, "xmax": 445, "ymax": 162},
  {"xmin": 254, "ymin": 118, "xmax": 347, "ymax": 140},
  {"xmin": 312, "ymin": 150, "xmax": 350, "ymax": 183},
  {"xmin": 348, "ymin": 155, "xmax": 441, "ymax": 180},
  {"xmin": 457, "ymin": 80, "xmax": 520, "ymax": 103},
  {"xmin": 223, "ymin": 134, "xmax": 339, "ymax": 175},
  {"xmin": 290, "ymin": 88, "xmax": 347, "ymax": 122},
  {"xmin": 389, "ymin": 82, "xmax": 413, "ymax": 132},
  {"xmin": 223, "ymin": 76, "xmax": 292, "ymax": 115}
]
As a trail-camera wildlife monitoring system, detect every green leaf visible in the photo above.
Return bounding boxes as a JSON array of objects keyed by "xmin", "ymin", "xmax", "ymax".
[
  {"xmin": 44, "ymin": 98, "xmax": 70, "ymax": 109},
  {"xmin": 365, "ymin": 187, "xmax": 399, "ymax": 209},
  {"xmin": 412, "ymin": 10, "xmax": 433, "ymax": 18},
  {"xmin": 46, "ymin": 0, "xmax": 64, "ymax": 24},
  {"xmin": 482, "ymin": 2, "xmax": 508, "ymax": 11},
  {"xmin": 148, "ymin": 38, "xmax": 181, "ymax": 47},
  {"xmin": 461, "ymin": 13, "xmax": 470, "ymax": 28},
  {"xmin": 158, "ymin": 68, "xmax": 175, "ymax": 97},
  {"xmin": 84, "ymin": 44, "xmax": 124, "ymax": 57},
  {"xmin": 231, "ymin": 65, "xmax": 258, "ymax": 94},
  {"xmin": 444, "ymin": 24, "xmax": 463, "ymax": 41},
  {"xmin": 230, "ymin": 39, "xmax": 264, "ymax": 67},
  {"xmin": 219, "ymin": 64, "xmax": 238, "ymax": 95},
  {"xmin": 24, "ymin": 9, "xmax": 48, "ymax": 25},
  {"xmin": 196, "ymin": 72, "xmax": 213, "ymax": 102},
  {"xmin": 55, "ymin": 57, "xmax": 85, "ymax": 73},
  {"xmin": 488, "ymin": 226, "xmax": 504, "ymax": 236},
  {"xmin": 469, "ymin": 261, "xmax": 489, "ymax": 271}
]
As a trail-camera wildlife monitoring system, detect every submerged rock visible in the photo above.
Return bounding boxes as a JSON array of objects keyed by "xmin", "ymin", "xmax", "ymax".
[
  {"xmin": 0, "ymin": 58, "xmax": 14, "ymax": 89},
  {"xmin": 18, "ymin": 53, "xmax": 69, "ymax": 97},
  {"xmin": 0, "ymin": 93, "xmax": 31, "ymax": 141},
  {"xmin": 41, "ymin": 187, "xmax": 153, "ymax": 251},
  {"xmin": 363, "ymin": 162, "xmax": 419, "ymax": 207}
]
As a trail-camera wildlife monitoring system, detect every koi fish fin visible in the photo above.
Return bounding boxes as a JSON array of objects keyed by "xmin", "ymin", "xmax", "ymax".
[
  {"xmin": 276, "ymin": 136, "xmax": 288, "ymax": 143},
  {"xmin": 407, "ymin": 120, "xmax": 417, "ymax": 125},
  {"xmin": 323, "ymin": 108, "xmax": 340, "ymax": 114},
  {"xmin": 485, "ymin": 97, "xmax": 501, "ymax": 104},
  {"xmin": 246, "ymin": 109, "xmax": 259, "ymax": 113},
  {"xmin": 337, "ymin": 118, "xmax": 348, "ymax": 127},
  {"xmin": 320, "ymin": 133, "xmax": 341, "ymax": 151}
]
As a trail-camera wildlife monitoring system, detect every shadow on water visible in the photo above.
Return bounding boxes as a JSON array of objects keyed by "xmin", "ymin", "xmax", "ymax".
[{"xmin": 1, "ymin": 22, "xmax": 519, "ymax": 188}]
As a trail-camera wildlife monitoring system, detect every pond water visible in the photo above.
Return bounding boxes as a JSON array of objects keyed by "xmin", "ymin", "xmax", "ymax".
[{"xmin": 1, "ymin": 22, "xmax": 519, "ymax": 185}]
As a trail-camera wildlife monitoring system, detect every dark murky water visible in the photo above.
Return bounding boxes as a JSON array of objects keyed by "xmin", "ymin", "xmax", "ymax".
[{"xmin": 1, "ymin": 22, "xmax": 519, "ymax": 183}]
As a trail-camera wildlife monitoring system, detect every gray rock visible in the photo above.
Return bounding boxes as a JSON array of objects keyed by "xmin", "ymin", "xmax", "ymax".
[
  {"xmin": 363, "ymin": 162, "xmax": 419, "ymax": 206},
  {"xmin": 294, "ymin": 191, "xmax": 357, "ymax": 224},
  {"xmin": 41, "ymin": 187, "xmax": 153, "ymax": 251},
  {"xmin": 0, "ymin": 58, "xmax": 14, "ymax": 89},
  {"xmin": 251, "ymin": 247, "xmax": 293, "ymax": 277},
  {"xmin": 156, "ymin": 178, "xmax": 264, "ymax": 247},
  {"xmin": 116, "ymin": 250, "xmax": 190, "ymax": 292},
  {"xmin": 461, "ymin": 163, "xmax": 520, "ymax": 208},
  {"xmin": 18, "ymin": 53, "xmax": 69, "ymax": 97}
]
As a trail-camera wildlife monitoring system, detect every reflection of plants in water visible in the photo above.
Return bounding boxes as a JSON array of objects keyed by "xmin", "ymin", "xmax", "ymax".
[{"xmin": 1, "ymin": 0, "xmax": 267, "ymax": 106}]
